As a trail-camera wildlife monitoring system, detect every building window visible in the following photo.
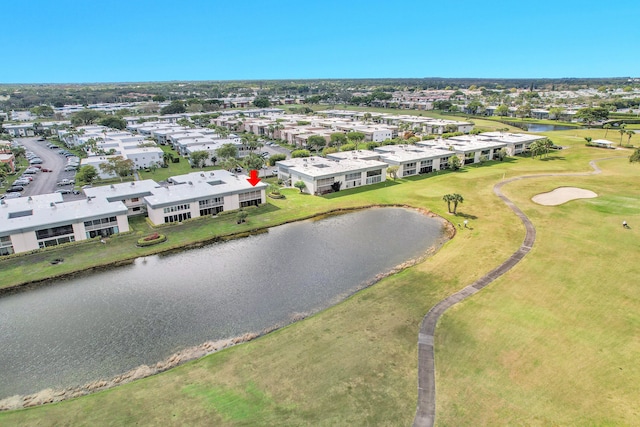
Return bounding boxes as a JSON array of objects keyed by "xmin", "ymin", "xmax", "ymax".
[
  {"xmin": 164, "ymin": 212, "xmax": 192, "ymax": 223},
  {"xmin": 84, "ymin": 216, "xmax": 119, "ymax": 239},
  {"xmin": 36, "ymin": 224, "xmax": 74, "ymax": 240},
  {"xmin": 163, "ymin": 203, "xmax": 190, "ymax": 214},
  {"xmin": 403, "ymin": 162, "xmax": 417, "ymax": 176},
  {"xmin": 0, "ymin": 236, "xmax": 14, "ymax": 256},
  {"xmin": 464, "ymin": 152, "xmax": 475, "ymax": 165},
  {"xmin": 198, "ymin": 197, "xmax": 224, "ymax": 208},
  {"xmin": 316, "ymin": 177, "xmax": 335, "ymax": 194},
  {"xmin": 131, "ymin": 197, "xmax": 139, "ymax": 202},
  {"xmin": 239, "ymin": 190, "xmax": 262, "ymax": 207}
]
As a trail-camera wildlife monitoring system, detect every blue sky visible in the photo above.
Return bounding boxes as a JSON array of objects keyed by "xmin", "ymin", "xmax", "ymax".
[{"xmin": 2, "ymin": 0, "xmax": 639, "ymax": 83}]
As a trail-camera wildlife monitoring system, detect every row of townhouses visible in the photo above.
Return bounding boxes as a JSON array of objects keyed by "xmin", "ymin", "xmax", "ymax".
[
  {"xmin": 0, "ymin": 169, "xmax": 267, "ymax": 256},
  {"xmin": 276, "ymin": 132, "xmax": 545, "ymax": 195}
]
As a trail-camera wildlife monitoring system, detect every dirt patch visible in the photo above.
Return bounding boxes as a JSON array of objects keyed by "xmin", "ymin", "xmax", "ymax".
[{"xmin": 532, "ymin": 187, "xmax": 597, "ymax": 206}]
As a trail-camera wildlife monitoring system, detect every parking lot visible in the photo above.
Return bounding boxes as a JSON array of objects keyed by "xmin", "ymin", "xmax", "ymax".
[{"xmin": 3, "ymin": 137, "xmax": 81, "ymax": 200}]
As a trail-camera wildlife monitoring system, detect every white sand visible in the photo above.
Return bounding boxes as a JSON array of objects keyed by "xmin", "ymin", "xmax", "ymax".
[{"xmin": 532, "ymin": 187, "xmax": 598, "ymax": 206}]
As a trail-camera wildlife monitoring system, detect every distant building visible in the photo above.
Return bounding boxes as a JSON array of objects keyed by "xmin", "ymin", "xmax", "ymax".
[{"xmin": 276, "ymin": 156, "xmax": 387, "ymax": 194}]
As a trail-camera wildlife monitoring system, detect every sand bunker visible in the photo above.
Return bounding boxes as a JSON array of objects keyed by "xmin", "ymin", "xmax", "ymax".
[{"xmin": 532, "ymin": 187, "xmax": 597, "ymax": 206}]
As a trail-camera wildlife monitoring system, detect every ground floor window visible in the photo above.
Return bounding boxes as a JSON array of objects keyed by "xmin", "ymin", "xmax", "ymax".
[
  {"xmin": 38, "ymin": 235, "xmax": 75, "ymax": 248},
  {"xmin": 164, "ymin": 212, "xmax": 192, "ymax": 223},
  {"xmin": 0, "ymin": 236, "xmax": 14, "ymax": 256},
  {"xmin": 240, "ymin": 199, "xmax": 260, "ymax": 208},
  {"xmin": 345, "ymin": 179, "xmax": 362, "ymax": 188},
  {"xmin": 419, "ymin": 166, "xmax": 433, "ymax": 174},
  {"xmin": 200, "ymin": 206, "xmax": 224, "ymax": 216},
  {"xmin": 239, "ymin": 190, "xmax": 262, "ymax": 207},
  {"xmin": 86, "ymin": 226, "xmax": 118, "ymax": 239}
]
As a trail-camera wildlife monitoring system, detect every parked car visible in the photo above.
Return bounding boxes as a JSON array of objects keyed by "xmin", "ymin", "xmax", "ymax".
[
  {"xmin": 29, "ymin": 158, "xmax": 43, "ymax": 165},
  {"xmin": 7, "ymin": 186, "xmax": 24, "ymax": 192},
  {"xmin": 64, "ymin": 166, "xmax": 78, "ymax": 172},
  {"xmin": 41, "ymin": 168, "xmax": 53, "ymax": 172},
  {"xmin": 23, "ymin": 168, "xmax": 39, "ymax": 174},
  {"xmin": 55, "ymin": 188, "xmax": 71, "ymax": 194},
  {"xmin": 14, "ymin": 179, "xmax": 30, "ymax": 186},
  {"xmin": 57, "ymin": 179, "xmax": 75, "ymax": 186},
  {"xmin": 20, "ymin": 175, "xmax": 34, "ymax": 181},
  {"xmin": 48, "ymin": 145, "xmax": 60, "ymax": 149},
  {"xmin": 2, "ymin": 192, "xmax": 21, "ymax": 199}
]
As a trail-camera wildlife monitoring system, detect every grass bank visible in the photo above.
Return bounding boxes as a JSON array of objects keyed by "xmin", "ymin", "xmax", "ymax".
[{"xmin": 1, "ymin": 130, "xmax": 638, "ymax": 425}]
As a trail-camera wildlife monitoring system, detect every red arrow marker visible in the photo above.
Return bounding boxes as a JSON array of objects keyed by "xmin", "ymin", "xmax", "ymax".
[{"xmin": 247, "ymin": 169, "xmax": 261, "ymax": 186}]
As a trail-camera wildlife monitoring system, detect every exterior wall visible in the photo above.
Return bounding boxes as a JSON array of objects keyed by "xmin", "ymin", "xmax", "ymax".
[
  {"xmin": 127, "ymin": 150, "xmax": 163, "ymax": 169},
  {"xmin": 6, "ymin": 230, "xmax": 39, "ymax": 253},
  {"xmin": 3, "ymin": 212, "xmax": 129, "ymax": 255}
]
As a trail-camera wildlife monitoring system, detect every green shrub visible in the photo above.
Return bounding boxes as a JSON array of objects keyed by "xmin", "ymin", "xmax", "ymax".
[
  {"xmin": 291, "ymin": 149, "xmax": 311, "ymax": 158},
  {"xmin": 268, "ymin": 154, "xmax": 286, "ymax": 166}
]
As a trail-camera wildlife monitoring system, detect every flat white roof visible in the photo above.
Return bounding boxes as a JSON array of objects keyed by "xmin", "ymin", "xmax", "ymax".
[
  {"xmin": 0, "ymin": 193, "xmax": 127, "ymax": 236},
  {"xmin": 84, "ymin": 180, "xmax": 160, "ymax": 202},
  {"xmin": 374, "ymin": 145, "xmax": 453, "ymax": 162},
  {"xmin": 479, "ymin": 132, "xmax": 546, "ymax": 144},
  {"xmin": 326, "ymin": 150, "xmax": 381, "ymax": 161},
  {"xmin": 277, "ymin": 156, "xmax": 387, "ymax": 179},
  {"xmin": 145, "ymin": 170, "xmax": 267, "ymax": 208}
]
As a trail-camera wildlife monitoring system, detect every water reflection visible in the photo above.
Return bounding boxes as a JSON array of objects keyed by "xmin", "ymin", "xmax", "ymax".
[{"xmin": 0, "ymin": 208, "xmax": 444, "ymax": 399}]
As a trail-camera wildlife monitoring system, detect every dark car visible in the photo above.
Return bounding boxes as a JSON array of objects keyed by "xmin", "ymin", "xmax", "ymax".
[
  {"xmin": 55, "ymin": 188, "xmax": 71, "ymax": 194},
  {"xmin": 7, "ymin": 186, "xmax": 24, "ymax": 192}
]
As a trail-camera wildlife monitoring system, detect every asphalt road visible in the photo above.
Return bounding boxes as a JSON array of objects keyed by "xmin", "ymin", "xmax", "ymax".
[{"xmin": 15, "ymin": 137, "xmax": 78, "ymax": 199}]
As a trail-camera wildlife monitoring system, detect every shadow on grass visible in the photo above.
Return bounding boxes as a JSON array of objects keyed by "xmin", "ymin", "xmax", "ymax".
[
  {"xmin": 539, "ymin": 156, "xmax": 566, "ymax": 161},
  {"xmin": 455, "ymin": 212, "xmax": 478, "ymax": 220},
  {"xmin": 322, "ymin": 179, "xmax": 402, "ymax": 199}
]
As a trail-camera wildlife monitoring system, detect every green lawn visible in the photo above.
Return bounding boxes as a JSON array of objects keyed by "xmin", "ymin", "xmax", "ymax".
[{"xmin": 1, "ymin": 130, "xmax": 639, "ymax": 425}]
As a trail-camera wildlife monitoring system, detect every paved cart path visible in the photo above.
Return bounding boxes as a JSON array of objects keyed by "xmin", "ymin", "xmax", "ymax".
[{"xmin": 413, "ymin": 157, "xmax": 621, "ymax": 426}]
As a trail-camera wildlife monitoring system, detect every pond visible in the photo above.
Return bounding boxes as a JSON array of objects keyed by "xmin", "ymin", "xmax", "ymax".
[
  {"xmin": 0, "ymin": 207, "xmax": 446, "ymax": 400},
  {"xmin": 526, "ymin": 123, "xmax": 578, "ymax": 132}
]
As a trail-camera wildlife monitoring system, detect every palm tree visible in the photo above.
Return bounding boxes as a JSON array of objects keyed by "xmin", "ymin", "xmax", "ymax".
[
  {"xmin": 528, "ymin": 140, "xmax": 541, "ymax": 159},
  {"xmin": 451, "ymin": 193, "xmax": 464, "ymax": 214},
  {"xmin": 619, "ymin": 124, "xmax": 627, "ymax": 146},
  {"xmin": 626, "ymin": 130, "xmax": 634, "ymax": 146},
  {"xmin": 603, "ymin": 123, "xmax": 612, "ymax": 137},
  {"xmin": 221, "ymin": 157, "xmax": 238, "ymax": 172},
  {"xmin": 442, "ymin": 194, "xmax": 455, "ymax": 213},
  {"xmin": 162, "ymin": 151, "xmax": 174, "ymax": 167}
]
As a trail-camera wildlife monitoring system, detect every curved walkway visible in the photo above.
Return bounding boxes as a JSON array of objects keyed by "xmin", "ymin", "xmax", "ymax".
[{"xmin": 413, "ymin": 157, "xmax": 620, "ymax": 426}]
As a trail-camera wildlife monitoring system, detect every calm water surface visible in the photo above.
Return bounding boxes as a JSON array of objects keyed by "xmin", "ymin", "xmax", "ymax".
[
  {"xmin": 526, "ymin": 124, "xmax": 578, "ymax": 132},
  {"xmin": 0, "ymin": 208, "xmax": 444, "ymax": 399}
]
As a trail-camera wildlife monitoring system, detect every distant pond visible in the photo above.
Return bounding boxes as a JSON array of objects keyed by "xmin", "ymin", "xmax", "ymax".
[
  {"xmin": 0, "ymin": 207, "xmax": 446, "ymax": 400},
  {"xmin": 525, "ymin": 123, "xmax": 579, "ymax": 132}
]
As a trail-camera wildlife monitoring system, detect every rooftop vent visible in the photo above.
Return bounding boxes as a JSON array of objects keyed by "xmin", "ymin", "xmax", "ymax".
[
  {"xmin": 188, "ymin": 181, "xmax": 193, "ymax": 185},
  {"xmin": 131, "ymin": 182, "xmax": 135, "ymax": 186},
  {"xmin": 110, "ymin": 184, "xmax": 115, "ymax": 189},
  {"xmin": 50, "ymin": 202, "xmax": 56, "ymax": 208}
]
